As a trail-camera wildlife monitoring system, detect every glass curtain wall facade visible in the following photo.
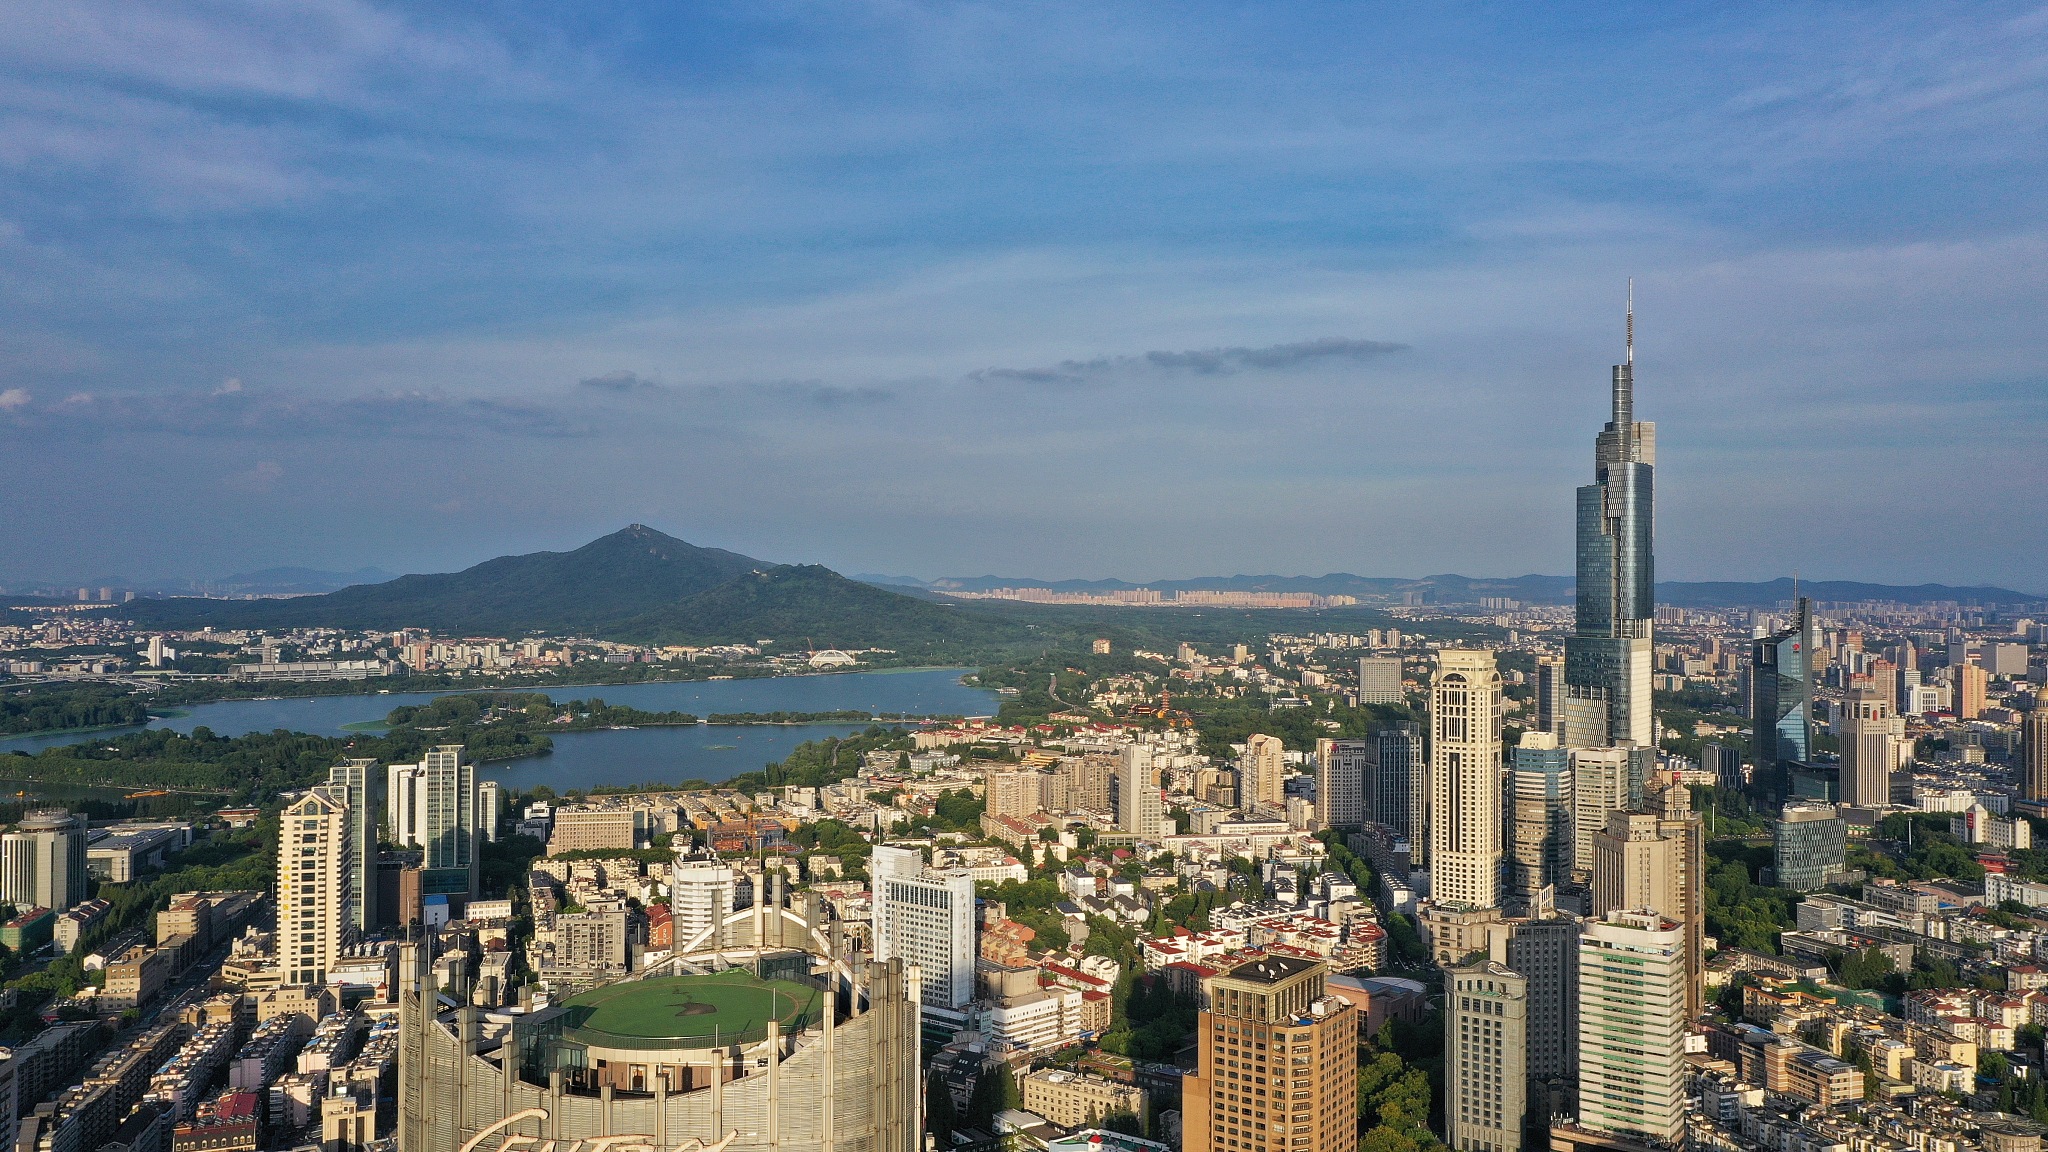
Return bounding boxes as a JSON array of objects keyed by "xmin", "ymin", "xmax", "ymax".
[
  {"xmin": 1750, "ymin": 598, "xmax": 1815, "ymax": 805},
  {"xmin": 1563, "ymin": 312, "xmax": 1656, "ymax": 751}
]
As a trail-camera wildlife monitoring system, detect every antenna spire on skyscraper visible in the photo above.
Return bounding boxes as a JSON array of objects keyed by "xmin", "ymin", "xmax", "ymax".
[{"xmin": 1626, "ymin": 278, "xmax": 1634, "ymax": 366}]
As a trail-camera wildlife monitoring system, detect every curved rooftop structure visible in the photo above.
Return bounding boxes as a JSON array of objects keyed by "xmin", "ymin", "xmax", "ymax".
[{"xmin": 559, "ymin": 970, "xmax": 823, "ymax": 1051}]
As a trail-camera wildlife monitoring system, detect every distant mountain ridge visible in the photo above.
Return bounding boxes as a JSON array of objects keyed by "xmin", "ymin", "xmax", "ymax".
[
  {"xmin": 46, "ymin": 528, "xmax": 2043, "ymax": 651},
  {"xmin": 120, "ymin": 525, "xmax": 764, "ymax": 634},
  {"xmin": 908, "ymin": 572, "xmax": 2042, "ymax": 607},
  {"xmin": 103, "ymin": 527, "xmax": 1029, "ymax": 653}
]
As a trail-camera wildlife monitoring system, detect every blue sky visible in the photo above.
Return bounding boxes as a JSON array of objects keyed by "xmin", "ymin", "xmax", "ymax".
[{"xmin": 2, "ymin": 2, "xmax": 2045, "ymax": 589}]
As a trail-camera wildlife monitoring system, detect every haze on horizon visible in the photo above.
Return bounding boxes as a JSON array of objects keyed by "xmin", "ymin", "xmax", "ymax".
[{"xmin": 1, "ymin": 3, "xmax": 2044, "ymax": 591}]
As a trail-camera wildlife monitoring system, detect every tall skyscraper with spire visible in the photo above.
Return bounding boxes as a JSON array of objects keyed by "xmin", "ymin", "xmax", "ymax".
[{"xmin": 1564, "ymin": 286, "xmax": 1656, "ymax": 750}]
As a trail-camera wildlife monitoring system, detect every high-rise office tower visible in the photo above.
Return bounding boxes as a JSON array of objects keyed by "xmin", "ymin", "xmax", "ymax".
[
  {"xmin": 1838, "ymin": 676, "xmax": 1899, "ymax": 809},
  {"xmin": 1500, "ymin": 908, "xmax": 1581, "ymax": 1114},
  {"xmin": 2025, "ymin": 691, "xmax": 2048, "ymax": 803},
  {"xmin": 1242, "ymin": 734, "xmax": 1286, "ymax": 814},
  {"xmin": 1568, "ymin": 746, "xmax": 1642, "ymax": 882},
  {"xmin": 1446, "ymin": 960, "xmax": 1528, "ymax": 1152},
  {"xmin": 1430, "ymin": 649, "xmax": 1504, "ymax": 910},
  {"xmin": 384, "ymin": 745, "xmax": 477, "ymax": 898},
  {"xmin": 1315, "ymin": 739, "xmax": 1371, "ymax": 830},
  {"xmin": 1774, "ymin": 802, "xmax": 1847, "ymax": 891},
  {"xmin": 870, "ymin": 845, "xmax": 976, "ymax": 1013},
  {"xmin": 1750, "ymin": 597, "xmax": 1814, "ymax": 804},
  {"xmin": 986, "ymin": 770, "xmax": 1042, "ymax": 820},
  {"xmin": 1643, "ymin": 774, "xmax": 1706, "ymax": 1021},
  {"xmin": 1589, "ymin": 803, "xmax": 1704, "ymax": 1020},
  {"xmin": 1533, "ymin": 655, "xmax": 1566, "ymax": 737},
  {"xmin": 1590, "ymin": 812, "xmax": 1679, "ymax": 923},
  {"xmin": 1563, "ymin": 294, "xmax": 1655, "ymax": 750},
  {"xmin": 1185, "ymin": 954, "xmax": 1357, "ymax": 1152},
  {"xmin": 1956, "ymin": 661, "xmax": 1988, "ymax": 721},
  {"xmin": 279, "ymin": 786, "xmax": 356, "ymax": 985},
  {"xmin": 0, "ymin": 810, "xmax": 87, "ymax": 913},
  {"xmin": 325, "ymin": 759, "xmax": 383, "ymax": 932},
  {"xmin": 1508, "ymin": 732, "xmax": 1573, "ymax": 909},
  {"xmin": 1120, "ymin": 744, "xmax": 1165, "ymax": 836},
  {"xmin": 1576, "ymin": 910, "xmax": 1687, "ymax": 1145},
  {"xmin": 1371, "ymin": 725, "xmax": 1426, "ymax": 844},
  {"xmin": 477, "ymin": 780, "xmax": 505, "ymax": 842},
  {"xmin": 669, "ymin": 861, "xmax": 737, "ymax": 953},
  {"xmin": 1356, "ymin": 656, "xmax": 1404, "ymax": 705}
]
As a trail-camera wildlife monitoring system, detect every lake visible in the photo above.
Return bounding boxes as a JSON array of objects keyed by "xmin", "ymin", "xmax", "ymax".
[{"xmin": 0, "ymin": 668, "xmax": 996, "ymax": 791}]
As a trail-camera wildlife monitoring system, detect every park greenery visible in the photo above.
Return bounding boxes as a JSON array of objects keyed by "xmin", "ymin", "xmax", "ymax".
[
  {"xmin": 0, "ymin": 692, "xmax": 700, "ymax": 798},
  {"xmin": 0, "ymin": 681, "xmax": 151, "ymax": 736}
]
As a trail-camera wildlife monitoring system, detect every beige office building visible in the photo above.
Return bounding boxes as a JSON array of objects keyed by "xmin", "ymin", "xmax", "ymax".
[
  {"xmin": 1957, "ymin": 661, "xmax": 1988, "ymax": 721},
  {"xmin": 1569, "ymin": 747, "xmax": 1633, "ymax": 882},
  {"xmin": 1242, "ymin": 733, "xmax": 1287, "ymax": 814},
  {"xmin": 1120, "ymin": 745, "xmax": 1165, "ymax": 837},
  {"xmin": 1838, "ymin": 676, "xmax": 1902, "ymax": 809},
  {"xmin": 985, "ymin": 771, "xmax": 1043, "ymax": 820},
  {"xmin": 1446, "ymin": 960, "xmax": 1527, "ymax": 1152},
  {"xmin": 279, "ymin": 787, "xmax": 356, "ymax": 986},
  {"xmin": 546, "ymin": 807, "xmax": 643, "ymax": 855},
  {"xmin": 2025, "ymin": 694, "xmax": 2048, "ymax": 803},
  {"xmin": 1021, "ymin": 1069, "xmax": 1146, "ymax": 1129},
  {"xmin": 1589, "ymin": 776, "xmax": 1704, "ymax": 1021},
  {"xmin": 1430, "ymin": 650, "xmax": 1504, "ymax": 911}
]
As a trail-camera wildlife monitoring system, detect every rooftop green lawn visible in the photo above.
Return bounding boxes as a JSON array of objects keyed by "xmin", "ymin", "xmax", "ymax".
[{"xmin": 562, "ymin": 970, "xmax": 821, "ymax": 1044}]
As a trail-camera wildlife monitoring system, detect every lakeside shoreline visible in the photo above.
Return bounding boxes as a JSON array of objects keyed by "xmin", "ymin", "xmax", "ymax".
[{"xmin": 11, "ymin": 666, "xmax": 987, "ymax": 742}]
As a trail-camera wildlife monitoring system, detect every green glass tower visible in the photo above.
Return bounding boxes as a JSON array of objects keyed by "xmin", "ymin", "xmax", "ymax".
[{"xmin": 1564, "ymin": 288, "xmax": 1656, "ymax": 749}]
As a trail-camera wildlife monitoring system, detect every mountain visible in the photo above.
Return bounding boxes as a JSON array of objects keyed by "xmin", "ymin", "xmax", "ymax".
[
  {"xmin": 1657, "ymin": 578, "xmax": 2045, "ymax": 608},
  {"xmin": 618, "ymin": 565, "xmax": 1028, "ymax": 656},
  {"xmin": 120, "ymin": 525, "xmax": 764, "ymax": 635}
]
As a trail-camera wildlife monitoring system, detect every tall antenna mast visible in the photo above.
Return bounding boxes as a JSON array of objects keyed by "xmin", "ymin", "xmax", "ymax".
[{"xmin": 1626, "ymin": 278, "xmax": 1634, "ymax": 367}]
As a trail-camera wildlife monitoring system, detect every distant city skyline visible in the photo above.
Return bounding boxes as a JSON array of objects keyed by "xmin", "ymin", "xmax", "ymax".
[{"xmin": 1, "ymin": 5, "xmax": 2043, "ymax": 586}]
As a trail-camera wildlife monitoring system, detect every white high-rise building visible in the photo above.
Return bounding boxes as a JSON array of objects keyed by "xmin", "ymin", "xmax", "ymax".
[
  {"xmin": 1315, "ymin": 738, "xmax": 1371, "ymax": 829},
  {"xmin": 0, "ymin": 810, "xmax": 87, "ymax": 913},
  {"xmin": 477, "ymin": 780, "xmax": 505, "ymax": 843},
  {"xmin": 387, "ymin": 745, "xmax": 477, "ymax": 897},
  {"xmin": 870, "ymin": 845, "xmax": 976, "ymax": 1012},
  {"xmin": 326, "ymin": 759, "xmax": 383, "ymax": 932},
  {"xmin": 280, "ymin": 786, "xmax": 356, "ymax": 986},
  {"xmin": 1577, "ymin": 909, "xmax": 1686, "ymax": 1144},
  {"xmin": 1445, "ymin": 960, "xmax": 1528, "ymax": 1152},
  {"xmin": 387, "ymin": 762, "xmax": 423, "ymax": 846},
  {"xmin": 1119, "ymin": 745, "xmax": 1165, "ymax": 837},
  {"xmin": 1430, "ymin": 649, "xmax": 1504, "ymax": 910},
  {"xmin": 670, "ymin": 861, "xmax": 737, "ymax": 953}
]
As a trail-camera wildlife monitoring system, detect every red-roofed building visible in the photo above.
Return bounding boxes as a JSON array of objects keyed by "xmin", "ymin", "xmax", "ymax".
[{"xmin": 174, "ymin": 1090, "xmax": 260, "ymax": 1152}]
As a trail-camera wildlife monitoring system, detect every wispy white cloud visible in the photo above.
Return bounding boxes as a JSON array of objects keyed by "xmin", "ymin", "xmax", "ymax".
[{"xmin": 0, "ymin": 4, "xmax": 2045, "ymax": 587}]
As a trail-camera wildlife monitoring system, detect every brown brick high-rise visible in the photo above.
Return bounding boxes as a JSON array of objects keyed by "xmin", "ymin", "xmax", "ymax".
[{"xmin": 1186, "ymin": 954, "xmax": 1357, "ymax": 1152}]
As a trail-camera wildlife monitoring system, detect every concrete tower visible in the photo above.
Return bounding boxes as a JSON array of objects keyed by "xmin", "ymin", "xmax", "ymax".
[
  {"xmin": 1576, "ymin": 910, "xmax": 1687, "ymax": 1145},
  {"xmin": 279, "ymin": 787, "xmax": 355, "ymax": 985},
  {"xmin": 0, "ymin": 810, "xmax": 86, "ymax": 913},
  {"xmin": 326, "ymin": 758, "xmax": 383, "ymax": 932},
  {"xmin": 1430, "ymin": 649, "xmax": 1504, "ymax": 910},
  {"xmin": 1838, "ymin": 675, "xmax": 1901, "ymax": 809}
]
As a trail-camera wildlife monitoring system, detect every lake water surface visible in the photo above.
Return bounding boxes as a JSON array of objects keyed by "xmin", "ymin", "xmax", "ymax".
[{"xmin": 0, "ymin": 668, "xmax": 996, "ymax": 791}]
